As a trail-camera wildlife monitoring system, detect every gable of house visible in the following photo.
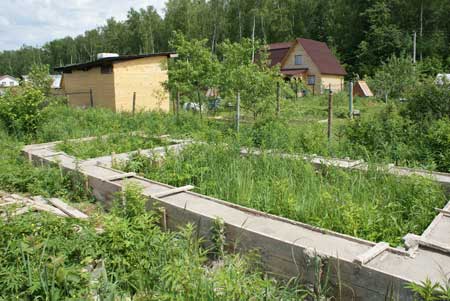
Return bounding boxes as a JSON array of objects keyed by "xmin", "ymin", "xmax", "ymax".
[
  {"xmin": 0, "ymin": 75, "xmax": 19, "ymax": 87},
  {"xmin": 268, "ymin": 38, "xmax": 346, "ymax": 76}
]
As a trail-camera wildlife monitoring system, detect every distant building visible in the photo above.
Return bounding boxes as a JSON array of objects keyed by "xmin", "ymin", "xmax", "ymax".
[
  {"xmin": 436, "ymin": 74, "xmax": 450, "ymax": 85},
  {"xmin": 353, "ymin": 80, "xmax": 373, "ymax": 97},
  {"xmin": 54, "ymin": 53, "xmax": 176, "ymax": 112},
  {"xmin": 267, "ymin": 38, "xmax": 346, "ymax": 94},
  {"xmin": 21, "ymin": 74, "xmax": 62, "ymax": 91},
  {"xmin": 0, "ymin": 75, "xmax": 19, "ymax": 88}
]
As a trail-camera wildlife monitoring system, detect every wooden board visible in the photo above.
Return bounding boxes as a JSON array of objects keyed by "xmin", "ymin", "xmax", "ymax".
[{"xmin": 47, "ymin": 198, "xmax": 88, "ymax": 219}]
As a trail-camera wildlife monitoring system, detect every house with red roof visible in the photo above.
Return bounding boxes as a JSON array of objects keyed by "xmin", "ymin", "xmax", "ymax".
[{"xmin": 268, "ymin": 38, "xmax": 346, "ymax": 94}]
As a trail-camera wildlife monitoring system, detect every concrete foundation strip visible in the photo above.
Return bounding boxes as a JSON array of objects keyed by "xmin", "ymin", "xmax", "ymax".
[
  {"xmin": 151, "ymin": 185, "xmax": 195, "ymax": 199},
  {"xmin": 21, "ymin": 137, "xmax": 450, "ymax": 300},
  {"xmin": 354, "ymin": 242, "xmax": 390, "ymax": 265}
]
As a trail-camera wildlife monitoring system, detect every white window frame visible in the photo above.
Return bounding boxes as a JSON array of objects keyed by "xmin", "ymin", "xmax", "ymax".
[{"xmin": 295, "ymin": 55, "xmax": 303, "ymax": 65}]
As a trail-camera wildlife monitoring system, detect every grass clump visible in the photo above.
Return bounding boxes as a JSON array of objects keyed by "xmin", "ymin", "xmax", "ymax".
[{"xmin": 117, "ymin": 142, "xmax": 447, "ymax": 246}]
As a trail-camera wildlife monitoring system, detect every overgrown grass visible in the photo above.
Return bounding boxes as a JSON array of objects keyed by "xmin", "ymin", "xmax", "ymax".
[
  {"xmin": 0, "ymin": 184, "xmax": 306, "ymax": 300},
  {"xmin": 57, "ymin": 134, "xmax": 172, "ymax": 159},
  {"xmin": 116, "ymin": 142, "xmax": 447, "ymax": 246}
]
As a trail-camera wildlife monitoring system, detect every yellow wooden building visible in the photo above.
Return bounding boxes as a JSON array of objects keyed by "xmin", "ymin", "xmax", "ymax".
[
  {"xmin": 55, "ymin": 53, "xmax": 176, "ymax": 112},
  {"xmin": 267, "ymin": 38, "xmax": 346, "ymax": 94}
]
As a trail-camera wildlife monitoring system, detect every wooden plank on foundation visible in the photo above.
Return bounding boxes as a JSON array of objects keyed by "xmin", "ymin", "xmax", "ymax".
[
  {"xmin": 47, "ymin": 198, "xmax": 88, "ymax": 219},
  {"xmin": 435, "ymin": 208, "xmax": 450, "ymax": 216},
  {"xmin": 151, "ymin": 185, "xmax": 195, "ymax": 199},
  {"xmin": 354, "ymin": 242, "xmax": 389, "ymax": 265},
  {"xmin": 106, "ymin": 172, "xmax": 136, "ymax": 182},
  {"xmin": 404, "ymin": 233, "xmax": 450, "ymax": 254}
]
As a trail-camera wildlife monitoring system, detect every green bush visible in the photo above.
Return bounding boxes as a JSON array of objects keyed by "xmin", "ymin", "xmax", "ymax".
[
  {"xmin": 0, "ymin": 86, "xmax": 46, "ymax": 136},
  {"xmin": 405, "ymin": 80, "xmax": 450, "ymax": 121}
]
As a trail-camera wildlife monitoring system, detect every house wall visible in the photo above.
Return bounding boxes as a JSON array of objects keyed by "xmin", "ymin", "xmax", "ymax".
[
  {"xmin": 113, "ymin": 56, "xmax": 170, "ymax": 112},
  {"xmin": 321, "ymin": 75, "xmax": 344, "ymax": 93},
  {"xmin": 281, "ymin": 43, "xmax": 346, "ymax": 94},
  {"xmin": 281, "ymin": 43, "xmax": 323, "ymax": 93},
  {"xmin": 62, "ymin": 67, "xmax": 116, "ymax": 110},
  {"xmin": 0, "ymin": 76, "xmax": 19, "ymax": 87}
]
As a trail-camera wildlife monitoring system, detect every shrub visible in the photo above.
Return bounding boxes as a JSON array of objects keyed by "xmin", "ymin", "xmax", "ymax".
[
  {"xmin": 0, "ymin": 86, "xmax": 46, "ymax": 136},
  {"xmin": 405, "ymin": 79, "xmax": 450, "ymax": 121}
]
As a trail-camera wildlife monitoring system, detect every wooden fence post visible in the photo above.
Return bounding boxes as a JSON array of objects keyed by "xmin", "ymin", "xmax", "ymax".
[
  {"xmin": 327, "ymin": 84, "xmax": 333, "ymax": 143},
  {"xmin": 176, "ymin": 90, "xmax": 180, "ymax": 118},
  {"xmin": 349, "ymin": 81, "xmax": 353, "ymax": 119},
  {"xmin": 276, "ymin": 81, "xmax": 281, "ymax": 116},
  {"xmin": 132, "ymin": 92, "xmax": 136, "ymax": 115},
  {"xmin": 236, "ymin": 91, "xmax": 240, "ymax": 133},
  {"xmin": 89, "ymin": 89, "xmax": 94, "ymax": 108}
]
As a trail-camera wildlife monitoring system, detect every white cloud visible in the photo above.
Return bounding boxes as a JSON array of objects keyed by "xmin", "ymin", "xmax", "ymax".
[{"xmin": 0, "ymin": 0, "xmax": 165, "ymax": 50}]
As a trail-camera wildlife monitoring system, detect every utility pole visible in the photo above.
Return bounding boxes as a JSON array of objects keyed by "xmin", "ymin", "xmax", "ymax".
[
  {"xmin": 327, "ymin": 84, "xmax": 333, "ymax": 143},
  {"xmin": 413, "ymin": 31, "xmax": 417, "ymax": 64},
  {"xmin": 420, "ymin": 1, "xmax": 423, "ymax": 61}
]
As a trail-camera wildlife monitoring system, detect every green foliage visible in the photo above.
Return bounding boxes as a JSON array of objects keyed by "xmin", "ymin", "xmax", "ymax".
[
  {"xmin": 0, "ymin": 86, "xmax": 46, "ymax": 136},
  {"xmin": 57, "ymin": 133, "xmax": 170, "ymax": 159},
  {"xmin": 406, "ymin": 80, "xmax": 450, "ymax": 121},
  {"xmin": 2, "ymin": 0, "xmax": 450, "ymax": 78},
  {"xmin": 118, "ymin": 142, "xmax": 446, "ymax": 246},
  {"xmin": 356, "ymin": 2, "xmax": 410, "ymax": 76},
  {"xmin": 407, "ymin": 278, "xmax": 450, "ymax": 301},
  {"xmin": 0, "ymin": 185, "xmax": 305, "ymax": 300},
  {"xmin": 367, "ymin": 55, "xmax": 419, "ymax": 100},
  {"xmin": 26, "ymin": 64, "xmax": 53, "ymax": 95}
]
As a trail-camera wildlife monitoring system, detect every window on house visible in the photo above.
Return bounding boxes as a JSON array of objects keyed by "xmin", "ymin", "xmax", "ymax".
[
  {"xmin": 1, "ymin": 82, "xmax": 6, "ymax": 86},
  {"xmin": 10, "ymin": 82, "xmax": 14, "ymax": 86},
  {"xmin": 307, "ymin": 75, "xmax": 316, "ymax": 85},
  {"xmin": 101, "ymin": 64, "xmax": 113, "ymax": 74},
  {"xmin": 295, "ymin": 55, "xmax": 303, "ymax": 65}
]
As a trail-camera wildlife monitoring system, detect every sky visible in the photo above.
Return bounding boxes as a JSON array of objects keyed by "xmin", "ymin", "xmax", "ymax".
[{"xmin": 0, "ymin": 0, "xmax": 165, "ymax": 51}]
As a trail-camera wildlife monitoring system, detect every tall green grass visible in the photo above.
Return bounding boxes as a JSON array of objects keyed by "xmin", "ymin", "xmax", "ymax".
[
  {"xmin": 117, "ymin": 142, "xmax": 447, "ymax": 246},
  {"xmin": 57, "ymin": 134, "xmax": 171, "ymax": 159}
]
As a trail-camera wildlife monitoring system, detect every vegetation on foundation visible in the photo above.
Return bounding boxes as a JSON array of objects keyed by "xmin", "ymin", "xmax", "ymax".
[
  {"xmin": 56, "ymin": 133, "xmax": 172, "ymax": 159},
  {"xmin": 116, "ymin": 142, "xmax": 446, "ymax": 246},
  {"xmin": 0, "ymin": 184, "xmax": 307, "ymax": 300}
]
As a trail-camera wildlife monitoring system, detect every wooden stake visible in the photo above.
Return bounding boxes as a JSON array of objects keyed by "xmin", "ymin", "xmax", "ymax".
[
  {"xmin": 89, "ymin": 89, "xmax": 94, "ymax": 108},
  {"xmin": 132, "ymin": 92, "xmax": 136, "ymax": 115},
  {"xmin": 276, "ymin": 81, "xmax": 280, "ymax": 116},
  {"xmin": 236, "ymin": 91, "xmax": 241, "ymax": 133},
  {"xmin": 327, "ymin": 84, "xmax": 333, "ymax": 143}
]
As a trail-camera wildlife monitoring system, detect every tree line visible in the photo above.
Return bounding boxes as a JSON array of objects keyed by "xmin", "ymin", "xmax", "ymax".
[{"xmin": 1, "ymin": 0, "xmax": 449, "ymax": 78}]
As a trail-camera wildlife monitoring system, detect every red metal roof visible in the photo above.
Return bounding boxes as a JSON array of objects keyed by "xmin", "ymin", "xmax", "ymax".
[
  {"xmin": 296, "ymin": 38, "xmax": 346, "ymax": 76},
  {"xmin": 267, "ymin": 39, "xmax": 346, "ymax": 76}
]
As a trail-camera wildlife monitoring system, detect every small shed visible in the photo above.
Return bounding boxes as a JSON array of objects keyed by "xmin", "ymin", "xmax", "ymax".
[
  {"xmin": 353, "ymin": 80, "xmax": 373, "ymax": 97},
  {"xmin": 54, "ymin": 52, "xmax": 176, "ymax": 112}
]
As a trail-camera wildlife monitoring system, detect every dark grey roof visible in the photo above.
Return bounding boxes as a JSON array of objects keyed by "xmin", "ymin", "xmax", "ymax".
[{"xmin": 54, "ymin": 52, "xmax": 175, "ymax": 72}]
